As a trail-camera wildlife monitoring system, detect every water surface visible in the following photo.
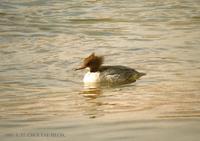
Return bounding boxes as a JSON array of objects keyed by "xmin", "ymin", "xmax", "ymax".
[{"xmin": 0, "ymin": 0, "xmax": 200, "ymax": 141}]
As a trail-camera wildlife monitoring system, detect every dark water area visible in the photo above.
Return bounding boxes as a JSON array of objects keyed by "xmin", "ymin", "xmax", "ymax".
[{"xmin": 0, "ymin": 0, "xmax": 200, "ymax": 141}]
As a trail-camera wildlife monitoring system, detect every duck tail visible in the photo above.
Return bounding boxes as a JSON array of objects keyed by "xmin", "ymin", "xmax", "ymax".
[
  {"xmin": 139, "ymin": 72, "xmax": 146, "ymax": 77},
  {"xmin": 130, "ymin": 71, "xmax": 146, "ymax": 81},
  {"xmin": 137, "ymin": 72, "xmax": 146, "ymax": 79}
]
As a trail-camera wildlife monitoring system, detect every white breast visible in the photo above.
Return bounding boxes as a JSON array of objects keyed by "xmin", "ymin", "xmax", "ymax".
[{"xmin": 83, "ymin": 72, "xmax": 100, "ymax": 83}]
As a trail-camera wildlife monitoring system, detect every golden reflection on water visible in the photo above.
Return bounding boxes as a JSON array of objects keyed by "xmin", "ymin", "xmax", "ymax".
[{"xmin": 80, "ymin": 83, "xmax": 103, "ymax": 118}]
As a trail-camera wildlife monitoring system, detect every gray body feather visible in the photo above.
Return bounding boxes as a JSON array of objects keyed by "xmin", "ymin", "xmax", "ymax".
[{"xmin": 99, "ymin": 65, "xmax": 145, "ymax": 84}]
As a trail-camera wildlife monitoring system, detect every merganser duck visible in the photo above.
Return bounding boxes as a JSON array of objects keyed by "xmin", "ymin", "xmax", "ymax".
[{"xmin": 76, "ymin": 53, "xmax": 145, "ymax": 85}]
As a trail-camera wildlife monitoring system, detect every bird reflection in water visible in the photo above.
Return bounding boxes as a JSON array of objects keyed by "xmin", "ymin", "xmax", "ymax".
[{"xmin": 79, "ymin": 83, "xmax": 104, "ymax": 118}]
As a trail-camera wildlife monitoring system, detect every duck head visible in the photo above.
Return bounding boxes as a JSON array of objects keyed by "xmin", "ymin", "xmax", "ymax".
[{"xmin": 76, "ymin": 53, "xmax": 104, "ymax": 72}]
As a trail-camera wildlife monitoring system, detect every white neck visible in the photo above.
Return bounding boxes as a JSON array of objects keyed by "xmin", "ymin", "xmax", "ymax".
[{"xmin": 83, "ymin": 71, "xmax": 100, "ymax": 83}]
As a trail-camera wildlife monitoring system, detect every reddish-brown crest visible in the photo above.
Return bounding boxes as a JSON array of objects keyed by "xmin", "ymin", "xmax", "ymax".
[{"xmin": 76, "ymin": 53, "xmax": 104, "ymax": 72}]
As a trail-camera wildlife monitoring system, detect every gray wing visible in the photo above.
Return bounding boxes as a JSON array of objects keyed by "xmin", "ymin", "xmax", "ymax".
[{"xmin": 99, "ymin": 66, "xmax": 139, "ymax": 84}]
